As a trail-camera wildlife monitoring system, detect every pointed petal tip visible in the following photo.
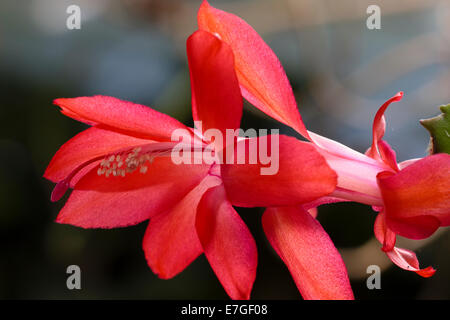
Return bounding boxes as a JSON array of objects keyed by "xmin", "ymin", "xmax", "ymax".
[
  {"xmin": 50, "ymin": 180, "xmax": 70, "ymax": 202},
  {"xmin": 141, "ymin": 178, "xmax": 218, "ymax": 282},
  {"xmin": 53, "ymin": 98, "xmax": 63, "ymax": 106},
  {"xmin": 54, "ymin": 215, "xmax": 66, "ymax": 224},
  {"xmin": 152, "ymin": 269, "xmax": 172, "ymax": 280},
  {"xmin": 384, "ymin": 245, "xmax": 438, "ymax": 278},
  {"xmin": 200, "ymin": 0, "xmax": 210, "ymax": 8},
  {"xmin": 42, "ymin": 169, "xmax": 54, "ymax": 183},
  {"xmin": 197, "ymin": 1, "xmax": 309, "ymax": 139},
  {"xmin": 416, "ymin": 266, "xmax": 436, "ymax": 278},
  {"xmin": 196, "ymin": 185, "xmax": 257, "ymax": 300},
  {"xmin": 262, "ymin": 207, "xmax": 354, "ymax": 300},
  {"xmin": 53, "ymin": 97, "xmax": 75, "ymax": 109}
]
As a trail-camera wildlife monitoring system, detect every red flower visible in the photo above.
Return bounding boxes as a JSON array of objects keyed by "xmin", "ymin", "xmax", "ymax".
[
  {"xmin": 198, "ymin": 1, "xmax": 449, "ymax": 280},
  {"xmin": 197, "ymin": 1, "xmax": 357, "ymax": 300},
  {"xmin": 45, "ymin": 30, "xmax": 337, "ymax": 299}
]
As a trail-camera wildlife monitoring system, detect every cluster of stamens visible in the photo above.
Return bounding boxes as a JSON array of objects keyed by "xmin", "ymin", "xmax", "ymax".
[{"xmin": 97, "ymin": 147, "xmax": 151, "ymax": 177}]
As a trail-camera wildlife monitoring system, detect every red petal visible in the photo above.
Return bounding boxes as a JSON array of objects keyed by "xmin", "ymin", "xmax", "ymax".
[
  {"xmin": 366, "ymin": 92, "xmax": 403, "ymax": 167},
  {"xmin": 221, "ymin": 135, "xmax": 337, "ymax": 207},
  {"xmin": 187, "ymin": 30, "xmax": 243, "ymax": 139},
  {"xmin": 54, "ymin": 96, "xmax": 190, "ymax": 141},
  {"xmin": 373, "ymin": 212, "xmax": 397, "ymax": 252},
  {"xmin": 373, "ymin": 140, "xmax": 399, "ymax": 172},
  {"xmin": 262, "ymin": 206, "xmax": 354, "ymax": 300},
  {"xmin": 196, "ymin": 184, "xmax": 257, "ymax": 300},
  {"xmin": 386, "ymin": 248, "xmax": 436, "ymax": 278},
  {"xmin": 374, "ymin": 212, "xmax": 435, "ymax": 277},
  {"xmin": 377, "ymin": 154, "xmax": 450, "ymax": 239},
  {"xmin": 55, "ymin": 157, "xmax": 210, "ymax": 228},
  {"xmin": 44, "ymin": 126, "xmax": 152, "ymax": 183},
  {"xmin": 143, "ymin": 175, "xmax": 221, "ymax": 279},
  {"xmin": 198, "ymin": 1, "xmax": 309, "ymax": 139}
]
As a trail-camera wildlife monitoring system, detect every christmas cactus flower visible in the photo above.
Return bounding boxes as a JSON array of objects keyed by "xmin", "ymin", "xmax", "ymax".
[
  {"xmin": 45, "ymin": 30, "xmax": 339, "ymax": 299},
  {"xmin": 197, "ymin": 0, "xmax": 450, "ymax": 280}
]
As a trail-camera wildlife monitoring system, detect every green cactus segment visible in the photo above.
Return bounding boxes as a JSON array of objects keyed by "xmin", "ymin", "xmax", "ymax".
[{"xmin": 420, "ymin": 104, "xmax": 450, "ymax": 154}]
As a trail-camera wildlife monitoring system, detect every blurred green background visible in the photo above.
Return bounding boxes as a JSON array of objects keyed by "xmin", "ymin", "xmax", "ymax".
[{"xmin": 0, "ymin": 0, "xmax": 449, "ymax": 299}]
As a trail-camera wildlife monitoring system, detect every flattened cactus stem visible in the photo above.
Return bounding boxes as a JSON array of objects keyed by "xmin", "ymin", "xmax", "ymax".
[{"xmin": 420, "ymin": 104, "xmax": 450, "ymax": 155}]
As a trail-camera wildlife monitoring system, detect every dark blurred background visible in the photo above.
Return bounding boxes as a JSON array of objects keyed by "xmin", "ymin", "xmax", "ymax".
[{"xmin": 0, "ymin": 0, "xmax": 449, "ymax": 299}]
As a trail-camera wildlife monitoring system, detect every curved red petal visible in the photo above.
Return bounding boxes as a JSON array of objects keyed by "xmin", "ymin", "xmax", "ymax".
[
  {"xmin": 386, "ymin": 248, "xmax": 436, "ymax": 278},
  {"xmin": 221, "ymin": 135, "xmax": 337, "ymax": 207},
  {"xmin": 143, "ymin": 175, "xmax": 221, "ymax": 279},
  {"xmin": 54, "ymin": 96, "xmax": 190, "ymax": 141},
  {"xmin": 373, "ymin": 212, "xmax": 397, "ymax": 252},
  {"xmin": 262, "ymin": 206, "xmax": 354, "ymax": 300},
  {"xmin": 377, "ymin": 154, "xmax": 450, "ymax": 239},
  {"xmin": 196, "ymin": 184, "xmax": 257, "ymax": 300},
  {"xmin": 373, "ymin": 140, "xmax": 399, "ymax": 172},
  {"xmin": 367, "ymin": 92, "xmax": 403, "ymax": 165},
  {"xmin": 187, "ymin": 30, "xmax": 243, "ymax": 139},
  {"xmin": 374, "ymin": 211, "xmax": 435, "ymax": 277},
  {"xmin": 198, "ymin": 1, "xmax": 309, "ymax": 139},
  {"xmin": 56, "ymin": 157, "xmax": 210, "ymax": 228}
]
